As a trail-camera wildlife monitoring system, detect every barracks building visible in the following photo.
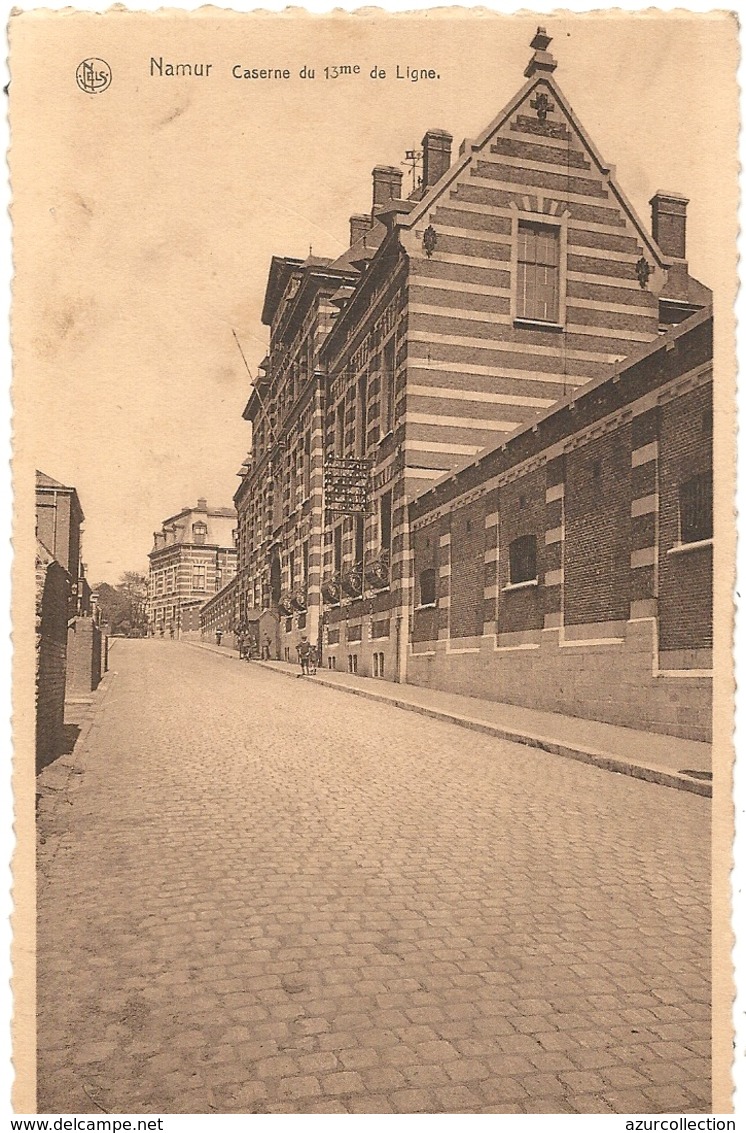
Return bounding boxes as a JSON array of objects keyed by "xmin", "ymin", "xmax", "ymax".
[{"xmin": 233, "ymin": 29, "xmax": 713, "ymax": 740}]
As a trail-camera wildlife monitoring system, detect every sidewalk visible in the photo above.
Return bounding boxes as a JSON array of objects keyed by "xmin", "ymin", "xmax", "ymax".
[{"xmin": 186, "ymin": 639, "xmax": 712, "ymax": 797}]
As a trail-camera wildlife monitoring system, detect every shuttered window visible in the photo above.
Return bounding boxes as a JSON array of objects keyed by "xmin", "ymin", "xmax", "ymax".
[{"xmin": 517, "ymin": 222, "xmax": 560, "ymax": 323}]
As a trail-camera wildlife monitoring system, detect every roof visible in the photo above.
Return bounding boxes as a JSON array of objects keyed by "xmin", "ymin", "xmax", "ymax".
[
  {"xmin": 260, "ymin": 255, "xmax": 305, "ymax": 326},
  {"xmin": 36, "ymin": 470, "xmax": 84, "ymax": 520},
  {"xmin": 36, "ymin": 470, "xmax": 68, "ymax": 490},
  {"xmin": 159, "ymin": 504, "xmax": 237, "ymax": 526}
]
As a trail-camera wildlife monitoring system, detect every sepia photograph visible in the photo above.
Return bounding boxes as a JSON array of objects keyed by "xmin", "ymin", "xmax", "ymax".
[{"xmin": 9, "ymin": 7, "xmax": 738, "ymax": 1118}]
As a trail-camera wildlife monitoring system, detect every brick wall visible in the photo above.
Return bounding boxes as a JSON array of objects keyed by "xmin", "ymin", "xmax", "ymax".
[
  {"xmin": 658, "ymin": 384, "xmax": 713, "ymax": 652},
  {"xmin": 564, "ymin": 427, "xmax": 632, "ymax": 626},
  {"xmin": 412, "ymin": 521, "xmax": 439, "ymax": 644},
  {"xmin": 449, "ymin": 499, "xmax": 486, "ymax": 639},
  {"xmin": 36, "ymin": 550, "xmax": 69, "ymax": 770},
  {"xmin": 497, "ymin": 469, "xmax": 545, "ymax": 634},
  {"xmin": 408, "ymin": 619, "xmax": 712, "ymax": 741},
  {"xmin": 407, "ymin": 312, "xmax": 713, "ymax": 740},
  {"xmin": 66, "ymin": 617, "xmax": 103, "ymax": 696}
]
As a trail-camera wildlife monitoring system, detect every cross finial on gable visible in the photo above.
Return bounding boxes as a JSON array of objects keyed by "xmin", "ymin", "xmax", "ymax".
[
  {"xmin": 530, "ymin": 92, "xmax": 555, "ymax": 122},
  {"xmin": 524, "ymin": 25, "xmax": 558, "ymax": 78}
]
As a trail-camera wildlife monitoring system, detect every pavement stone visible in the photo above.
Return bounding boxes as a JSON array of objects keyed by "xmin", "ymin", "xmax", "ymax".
[{"xmin": 36, "ymin": 640, "xmax": 712, "ymax": 1114}]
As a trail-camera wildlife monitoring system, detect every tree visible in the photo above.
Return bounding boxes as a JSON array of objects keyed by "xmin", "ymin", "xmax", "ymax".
[{"xmin": 94, "ymin": 572, "xmax": 148, "ymax": 636}]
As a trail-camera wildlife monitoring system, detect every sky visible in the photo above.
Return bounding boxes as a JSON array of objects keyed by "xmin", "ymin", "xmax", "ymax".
[{"xmin": 11, "ymin": 8, "xmax": 738, "ymax": 583}]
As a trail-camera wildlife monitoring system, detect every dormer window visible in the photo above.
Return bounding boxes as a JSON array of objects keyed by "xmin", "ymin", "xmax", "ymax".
[{"xmin": 193, "ymin": 522, "xmax": 207, "ymax": 545}]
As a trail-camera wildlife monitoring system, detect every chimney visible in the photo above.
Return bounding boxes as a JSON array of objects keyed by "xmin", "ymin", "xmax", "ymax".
[
  {"xmin": 197, "ymin": 497, "xmax": 207, "ymax": 510},
  {"xmin": 421, "ymin": 129, "xmax": 453, "ymax": 189},
  {"xmin": 349, "ymin": 214, "xmax": 371, "ymax": 246},
  {"xmin": 372, "ymin": 165, "xmax": 404, "ymax": 215},
  {"xmin": 650, "ymin": 191, "xmax": 689, "ymax": 260}
]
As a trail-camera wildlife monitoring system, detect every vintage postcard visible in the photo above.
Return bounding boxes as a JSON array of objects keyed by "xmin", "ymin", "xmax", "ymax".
[{"xmin": 9, "ymin": 6, "xmax": 739, "ymax": 1118}]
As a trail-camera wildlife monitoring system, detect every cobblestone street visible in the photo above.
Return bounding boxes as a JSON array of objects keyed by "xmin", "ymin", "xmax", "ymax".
[{"xmin": 36, "ymin": 640, "xmax": 711, "ymax": 1115}]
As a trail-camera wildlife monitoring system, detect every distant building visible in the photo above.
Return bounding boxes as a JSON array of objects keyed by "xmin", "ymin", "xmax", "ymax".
[
  {"xmin": 35, "ymin": 470, "xmax": 91, "ymax": 616},
  {"xmin": 148, "ymin": 498, "xmax": 238, "ymax": 637},
  {"xmin": 200, "ymin": 575, "xmax": 239, "ymax": 649}
]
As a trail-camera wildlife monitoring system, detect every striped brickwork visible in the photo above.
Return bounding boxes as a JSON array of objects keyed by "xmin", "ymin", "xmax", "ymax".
[
  {"xmin": 483, "ymin": 503, "xmax": 500, "ymax": 634},
  {"xmin": 543, "ymin": 470, "xmax": 565, "ymax": 629},
  {"xmin": 148, "ymin": 506, "xmax": 237, "ymax": 634},
  {"xmin": 235, "ymin": 260, "xmax": 354, "ymax": 656},
  {"xmin": 437, "ymin": 531, "xmax": 450, "ymax": 639},
  {"xmin": 399, "ymin": 75, "xmax": 662, "ymax": 496},
  {"xmin": 406, "ymin": 312, "xmax": 713, "ymax": 740},
  {"xmin": 235, "ymin": 54, "xmax": 708, "ymax": 685},
  {"xmin": 629, "ymin": 410, "xmax": 660, "ymax": 620}
]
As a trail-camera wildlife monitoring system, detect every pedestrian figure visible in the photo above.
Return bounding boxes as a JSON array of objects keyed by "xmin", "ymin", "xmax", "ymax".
[
  {"xmin": 261, "ymin": 633, "xmax": 271, "ymax": 661},
  {"xmin": 216, "ymin": 628, "xmax": 223, "ymax": 646},
  {"xmin": 296, "ymin": 634, "xmax": 312, "ymax": 676},
  {"xmin": 309, "ymin": 644, "xmax": 318, "ymax": 675}
]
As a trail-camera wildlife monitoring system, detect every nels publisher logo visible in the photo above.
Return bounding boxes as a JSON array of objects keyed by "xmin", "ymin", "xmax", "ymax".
[{"xmin": 76, "ymin": 58, "xmax": 112, "ymax": 95}]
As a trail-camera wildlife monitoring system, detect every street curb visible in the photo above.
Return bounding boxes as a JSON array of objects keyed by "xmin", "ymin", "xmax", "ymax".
[
  {"xmin": 37, "ymin": 667, "xmax": 120, "ymax": 882},
  {"xmin": 184, "ymin": 639, "xmax": 240, "ymax": 661},
  {"xmin": 73, "ymin": 666, "xmax": 118, "ymax": 761},
  {"xmin": 251, "ymin": 661, "xmax": 711, "ymax": 798}
]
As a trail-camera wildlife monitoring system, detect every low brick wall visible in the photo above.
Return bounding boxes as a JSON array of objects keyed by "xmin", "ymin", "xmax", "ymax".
[
  {"xmin": 67, "ymin": 617, "xmax": 104, "ymax": 695},
  {"xmin": 408, "ymin": 618, "xmax": 711, "ymax": 742},
  {"xmin": 36, "ymin": 549, "xmax": 70, "ymax": 770}
]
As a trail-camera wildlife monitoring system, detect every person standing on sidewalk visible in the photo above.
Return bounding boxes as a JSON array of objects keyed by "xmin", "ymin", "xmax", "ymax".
[
  {"xmin": 296, "ymin": 634, "xmax": 312, "ymax": 676},
  {"xmin": 261, "ymin": 633, "xmax": 271, "ymax": 660}
]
